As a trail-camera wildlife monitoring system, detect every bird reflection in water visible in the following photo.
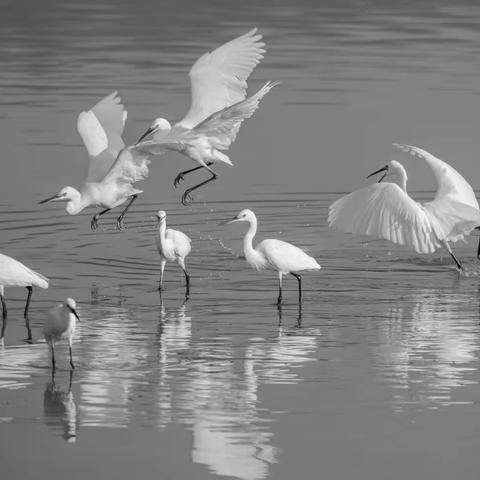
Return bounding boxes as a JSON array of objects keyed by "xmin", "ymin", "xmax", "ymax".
[
  {"xmin": 277, "ymin": 303, "xmax": 302, "ymax": 330},
  {"xmin": 43, "ymin": 370, "xmax": 78, "ymax": 443}
]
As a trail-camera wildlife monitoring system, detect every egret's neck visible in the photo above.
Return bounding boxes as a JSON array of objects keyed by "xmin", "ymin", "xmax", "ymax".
[
  {"xmin": 242, "ymin": 216, "xmax": 264, "ymax": 268},
  {"xmin": 396, "ymin": 167, "xmax": 408, "ymax": 192},
  {"xmin": 65, "ymin": 189, "xmax": 84, "ymax": 215},
  {"xmin": 158, "ymin": 221, "xmax": 167, "ymax": 247}
]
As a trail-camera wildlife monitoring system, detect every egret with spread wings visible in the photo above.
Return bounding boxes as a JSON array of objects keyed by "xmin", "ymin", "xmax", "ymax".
[
  {"xmin": 328, "ymin": 143, "xmax": 480, "ymax": 271},
  {"xmin": 135, "ymin": 28, "xmax": 278, "ymax": 205},
  {"xmin": 39, "ymin": 92, "xmax": 150, "ymax": 231}
]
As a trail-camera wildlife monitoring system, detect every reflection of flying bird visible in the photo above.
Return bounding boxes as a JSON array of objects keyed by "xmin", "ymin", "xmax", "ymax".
[
  {"xmin": 135, "ymin": 29, "xmax": 278, "ymax": 205},
  {"xmin": 39, "ymin": 92, "xmax": 150, "ymax": 230},
  {"xmin": 223, "ymin": 209, "xmax": 321, "ymax": 305},
  {"xmin": 0, "ymin": 253, "xmax": 49, "ymax": 344},
  {"xmin": 155, "ymin": 210, "xmax": 192, "ymax": 298},
  {"xmin": 328, "ymin": 143, "xmax": 480, "ymax": 271},
  {"xmin": 43, "ymin": 298, "xmax": 80, "ymax": 371}
]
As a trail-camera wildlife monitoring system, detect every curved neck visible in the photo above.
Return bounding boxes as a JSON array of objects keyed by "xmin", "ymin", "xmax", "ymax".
[
  {"xmin": 65, "ymin": 189, "xmax": 84, "ymax": 215},
  {"xmin": 158, "ymin": 220, "xmax": 167, "ymax": 246},
  {"xmin": 397, "ymin": 167, "xmax": 408, "ymax": 192},
  {"xmin": 243, "ymin": 216, "xmax": 258, "ymax": 257}
]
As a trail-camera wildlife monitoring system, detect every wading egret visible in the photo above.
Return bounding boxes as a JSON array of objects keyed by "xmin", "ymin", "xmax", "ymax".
[
  {"xmin": 0, "ymin": 253, "xmax": 49, "ymax": 344},
  {"xmin": 328, "ymin": 143, "xmax": 480, "ymax": 271},
  {"xmin": 39, "ymin": 92, "xmax": 150, "ymax": 231},
  {"xmin": 43, "ymin": 298, "xmax": 80, "ymax": 371},
  {"xmin": 155, "ymin": 210, "xmax": 192, "ymax": 298},
  {"xmin": 135, "ymin": 29, "xmax": 278, "ymax": 205},
  {"xmin": 223, "ymin": 209, "xmax": 321, "ymax": 305}
]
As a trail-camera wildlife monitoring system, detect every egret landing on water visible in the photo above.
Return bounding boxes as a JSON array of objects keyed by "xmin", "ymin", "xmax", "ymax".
[
  {"xmin": 328, "ymin": 143, "xmax": 480, "ymax": 271},
  {"xmin": 39, "ymin": 92, "xmax": 150, "ymax": 231},
  {"xmin": 43, "ymin": 298, "xmax": 80, "ymax": 371},
  {"xmin": 223, "ymin": 209, "xmax": 321, "ymax": 305},
  {"xmin": 0, "ymin": 253, "xmax": 49, "ymax": 344},
  {"xmin": 155, "ymin": 211, "xmax": 192, "ymax": 298},
  {"xmin": 135, "ymin": 28, "xmax": 279, "ymax": 205}
]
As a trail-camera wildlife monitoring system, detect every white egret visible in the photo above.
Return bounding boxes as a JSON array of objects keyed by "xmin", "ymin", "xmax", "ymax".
[
  {"xmin": 0, "ymin": 253, "xmax": 49, "ymax": 344},
  {"xmin": 43, "ymin": 298, "xmax": 80, "ymax": 371},
  {"xmin": 39, "ymin": 92, "xmax": 150, "ymax": 231},
  {"xmin": 328, "ymin": 143, "xmax": 480, "ymax": 271},
  {"xmin": 155, "ymin": 210, "xmax": 192, "ymax": 298},
  {"xmin": 135, "ymin": 28, "xmax": 278, "ymax": 205},
  {"xmin": 223, "ymin": 209, "xmax": 321, "ymax": 304}
]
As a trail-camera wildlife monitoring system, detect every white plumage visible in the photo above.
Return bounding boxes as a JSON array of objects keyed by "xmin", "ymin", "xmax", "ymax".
[
  {"xmin": 155, "ymin": 210, "xmax": 192, "ymax": 298},
  {"xmin": 39, "ymin": 92, "xmax": 150, "ymax": 230},
  {"xmin": 43, "ymin": 298, "xmax": 80, "ymax": 371},
  {"xmin": 0, "ymin": 253, "xmax": 49, "ymax": 344},
  {"xmin": 224, "ymin": 209, "xmax": 321, "ymax": 304},
  {"xmin": 328, "ymin": 143, "xmax": 480, "ymax": 270},
  {"xmin": 135, "ymin": 29, "xmax": 278, "ymax": 205}
]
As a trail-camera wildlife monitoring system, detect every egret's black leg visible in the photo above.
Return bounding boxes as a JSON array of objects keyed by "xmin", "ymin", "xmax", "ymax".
[
  {"xmin": 0, "ymin": 294, "xmax": 7, "ymax": 344},
  {"xmin": 291, "ymin": 273, "xmax": 302, "ymax": 304},
  {"xmin": 174, "ymin": 162, "xmax": 214, "ymax": 188},
  {"xmin": 277, "ymin": 276, "xmax": 283, "ymax": 305},
  {"xmin": 50, "ymin": 344, "xmax": 56, "ymax": 372},
  {"xmin": 24, "ymin": 286, "xmax": 33, "ymax": 342},
  {"xmin": 183, "ymin": 269, "xmax": 190, "ymax": 299},
  {"xmin": 476, "ymin": 227, "xmax": 480, "ymax": 260},
  {"xmin": 116, "ymin": 194, "xmax": 138, "ymax": 230},
  {"xmin": 449, "ymin": 252, "xmax": 463, "ymax": 271},
  {"xmin": 91, "ymin": 208, "xmax": 111, "ymax": 231},
  {"xmin": 69, "ymin": 344, "xmax": 75, "ymax": 370},
  {"xmin": 181, "ymin": 173, "xmax": 217, "ymax": 206},
  {"xmin": 68, "ymin": 369, "xmax": 73, "ymax": 393}
]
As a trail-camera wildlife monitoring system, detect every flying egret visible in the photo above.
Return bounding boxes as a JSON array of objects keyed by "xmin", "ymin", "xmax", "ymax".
[
  {"xmin": 39, "ymin": 92, "xmax": 150, "ymax": 231},
  {"xmin": 223, "ymin": 209, "xmax": 321, "ymax": 305},
  {"xmin": 43, "ymin": 298, "xmax": 80, "ymax": 371},
  {"xmin": 135, "ymin": 28, "xmax": 278, "ymax": 205},
  {"xmin": 0, "ymin": 253, "xmax": 49, "ymax": 344},
  {"xmin": 155, "ymin": 210, "xmax": 192, "ymax": 298},
  {"xmin": 328, "ymin": 143, "xmax": 480, "ymax": 271}
]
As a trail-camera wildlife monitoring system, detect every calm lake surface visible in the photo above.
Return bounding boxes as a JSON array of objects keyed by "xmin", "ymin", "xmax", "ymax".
[{"xmin": 3, "ymin": 1, "xmax": 480, "ymax": 479}]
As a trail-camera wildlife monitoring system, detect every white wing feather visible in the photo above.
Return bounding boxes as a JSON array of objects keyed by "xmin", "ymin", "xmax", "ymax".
[
  {"xmin": 0, "ymin": 253, "xmax": 49, "ymax": 289},
  {"xmin": 178, "ymin": 28, "xmax": 266, "ymax": 129},
  {"xmin": 257, "ymin": 239, "xmax": 321, "ymax": 272}
]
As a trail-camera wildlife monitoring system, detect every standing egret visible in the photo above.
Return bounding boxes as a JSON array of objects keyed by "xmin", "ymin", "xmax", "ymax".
[
  {"xmin": 223, "ymin": 209, "xmax": 321, "ymax": 305},
  {"xmin": 0, "ymin": 253, "xmax": 49, "ymax": 344},
  {"xmin": 43, "ymin": 298, "xmax": 80, "ymax": 371},
  {"xmin": 155, "ymin": 210, "xmax": 192, "ymax": 298},
  {"xmin": 135, "ymin": 28, "xmax": 278, "ymax": 205},
  {"xmin": 328, "ymin": 143, "xmax": 480, "ymax": 271},
  {"xmin": 39, "ymin": 92, "xmax": 150, "ymax": 231}
]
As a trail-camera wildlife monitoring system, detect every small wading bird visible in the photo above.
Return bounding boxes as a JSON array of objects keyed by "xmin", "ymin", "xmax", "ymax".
[
  {"xmin": 328, "ymin": 143, "xmax": 480, "ymax": 271},
  {"xmin": 155, "ymin": 210, "xmax": 192, "ymax": 298},
  {"xmin": 39, "ymin": 92, "xmax": 150, "ymax": 231},
  {"xmin": 223, "ymin": 209, "xmax": 321, "ymax": 305},
  {"xmin": 135, "ymin": 28, "xmax": 278, "ymax": 205},
  {"xmin": 0, "ymin": 253, "xmax": 49, "ymax": 344},
  {"xmin": 43, "ymin": 298, "xmax": 80, "ymax": 371}
]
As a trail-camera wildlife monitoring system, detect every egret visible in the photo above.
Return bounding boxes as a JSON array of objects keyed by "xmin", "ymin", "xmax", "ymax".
[
  {"xmin": 135, "ymin": 28, "xmax": 278, "ymax": 205},
  {"xmin": 155, "ymin": 210, "xmax": 192, "ymax": 298},
  {"xmin": 328, "ymin": 143, "xmax": 480, "ymax": 271},
  {"xmin": 0, "ymin": 253, "xmax": 49, "ymax": 344},
  {"xmin": 39, "ymin": 92, "xmax": 150, "ymax": 231},
  {"xmin": 43, "ymin": 298, "xmax": 80, "ymax": 371},
  {"xmin": 223, "ymin": 209, "xmax": 321, "ymax": 304}
]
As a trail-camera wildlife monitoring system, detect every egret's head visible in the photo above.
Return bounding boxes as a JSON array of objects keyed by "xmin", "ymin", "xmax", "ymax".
[
  {"xmin": 156, "ymin": 210, "xmax": 167, "ymax": 223},
  {"xmin": 136, "ymin": 118, "xmax": 172, "ymax": 143},
  {"xmin": 367, "ymin": 160, "xmax": 404, "ymax": 183},
  {"xmin": 222, "ymin": 208, "xmax": 255, "ymax": 225},
  {"xmin": 65, "ymin": 298, "xmax": 80, "ymax": 321},
  {"xmin": 39, "ymin": 186, "xmax": 79, "ymax": 204}
]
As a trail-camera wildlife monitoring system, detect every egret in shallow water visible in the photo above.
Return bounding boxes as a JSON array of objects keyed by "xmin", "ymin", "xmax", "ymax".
[
  {"xmin": 223, "ymin": 209, "xmax": 321, "ymax": 305},
  {"xmin": 328, "ymin": 143, "xmax": 480, "ymax": 271},
  {"xmin": 135, "ymin": 28, "xmax": 278, "ymax": 205},
  {"xmin": 0, "ymin": 253, "xmax": 49, "ymax": 344},
  {"xmin": 39, "ymin": 92, "xmax": 150, "ymax": 231},
  {"xmin": 43, "ymin": 298, "xmax": 80, "ymax": 371},
  {"xmin": 155, "ymin": 210, "xmax": 192, "ymax": 298}
]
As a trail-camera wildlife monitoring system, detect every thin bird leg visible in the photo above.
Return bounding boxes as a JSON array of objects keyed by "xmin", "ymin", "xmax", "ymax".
[
  {"xmin": 50, "ymin": 344, "xmax": 56, "ymax": 372},
  {"xmin": 24, "ymin": 286, "xmax": 33, "ymax": 342},
  {"xmin": 116, "ymin": 194, "xmax": 138, "ymax": 231},
  {"xmin": 159, "ymin": 259, "xmax": 166, "ymax": 291},
  {"xmin": 277, "ymin": 272, "xmax": 283, "ymax": 305},
  {"xmin": 91, "ymin": 208, "xmax": 111, "ymax": 231},
  {"xmin": 181, "ymin": 170, "xmax": 217, "ymax": 206},
  {"xmin": 183, "ymin": 269, "xmax": 190, "ymax": 299},
  {"xmin": 174, "ymin": 162, "xmax": 214, "ymax": 188},
  {"xmin": 443, "ymin": 241, "xmax": 463, "ymax": 271},
  {"xmin": 475, "ymin": 227, "xmax": 480, "ymax": 260},
  {"xmin": 0, "ymin": 294, "xmax": 7, "ymax": 345},
  {"xmin": 291, "ymin": 273, "xmax": 302, "ymax": 304},
  {"xmin": 68, "ymin": 342, "xmax": 75, "ymax": 370},
  {"xmin": 68, "ymin": 369, "xmax": 73, "ymax": 393}
]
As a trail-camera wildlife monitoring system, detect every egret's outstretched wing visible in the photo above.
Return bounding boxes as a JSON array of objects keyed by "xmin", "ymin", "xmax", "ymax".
[
  {"xmin": 393, "ymin": 143, "xmax": 479, "ymax": 209},
  {"xmin": 77, "ymin": 91, "xmax": 128, "ymax": 183},
  {"xmin": 192, "ymin": 81, "xmax": 279, "ymax": 149},
  {"xmin": 178, "ymin": 28, "xmax": 266, "ymax": 129},
  {"xmin": 328, "ymin": 183, "xmax": 441, "ymax": 253},
  {"xmin": 134, "ymin": 128, "xmax": 194, "ymax": 156}
]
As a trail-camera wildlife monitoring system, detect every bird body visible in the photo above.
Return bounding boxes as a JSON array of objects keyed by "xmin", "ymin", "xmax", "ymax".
[
  {"xmin": 0, "ymin": 253, "xmax": 49, "ymax": 343},
  {"xmin": 224, "ymin": 209, "xmax": 320, "ymax": 304}
]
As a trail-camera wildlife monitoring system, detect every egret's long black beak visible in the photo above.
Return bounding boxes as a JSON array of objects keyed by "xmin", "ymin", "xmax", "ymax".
[
  {"xmin": 136, "ymin": 126, "xmax": 156, "ymax": 144},
  {"xmin": 367, "ymin": 165, "xmax": 389, "ymax": 183},
  {"xmin": 38, "ymin": 193, "xmax": 61, "ymax": 204},
  {"xmin": 219, "ymin": 216, "xmax": 239, "ymax": 226},
  {"xmin": 68, "ymin": 305, "xmax": 80, "ymax": 322}
]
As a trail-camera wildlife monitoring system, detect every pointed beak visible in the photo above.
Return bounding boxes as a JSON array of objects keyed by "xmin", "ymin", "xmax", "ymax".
[
  {"xmin": 367, "ymin": 165, "xmax": 389, "ymax": 183},
  {"xmin": 136, "ymin": 126, "xmax": 156, "ymax": 144},
  {"xmin": 38, "ymin": 193, "xmax": 61, "ymax": 204},
  {"xmin": 219, "ymin": 216, "xmax": 239, "ymax": 226},
  {"xmin": 68, "ymin": 306, "xmax": 80, "ymax": 322}
]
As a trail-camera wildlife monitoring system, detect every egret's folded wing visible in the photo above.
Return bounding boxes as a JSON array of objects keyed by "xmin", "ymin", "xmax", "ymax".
[
  {"xmin": 101, "ymin": 147, "xmax": 150, "ymax": 188},
  {"xmin": 178, "ymin": 28, "xmax": 265, "ymax": 129},
  {"xmin": 192, "ymin": 81, "xmax": 278, "ymax": 150},
  {"xmin": 328, "ymin": 183, "xmax": 440, "ymax": 253},
  {"xmin": 393, "ymin": 143, "xmax": 479, "ymax": 209},
  {"xmin": 77, "ymin": 91, "xmax": 127, "ymax": 183}
]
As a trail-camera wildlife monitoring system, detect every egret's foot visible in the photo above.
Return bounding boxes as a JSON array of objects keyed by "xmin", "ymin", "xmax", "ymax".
[
  {"xmin": 181, "ymin": 191, "xmax": 195, "ymax": 206},
  {"xmin": 115, "ymin": 217, "xmax": 125, "ymax": 231},
  {"xmin": 174, "ymin": 173, "xmax": 185, "ymax": 188},
  {"xmin": 91, "ymin": 216, "xmax": 99, "ymax": 231}
]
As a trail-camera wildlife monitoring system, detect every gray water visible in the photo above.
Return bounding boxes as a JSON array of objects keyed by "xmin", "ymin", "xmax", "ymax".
[{"xmin": 3, "ymin": 1, "xmax": 480, "ymax": 479}]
